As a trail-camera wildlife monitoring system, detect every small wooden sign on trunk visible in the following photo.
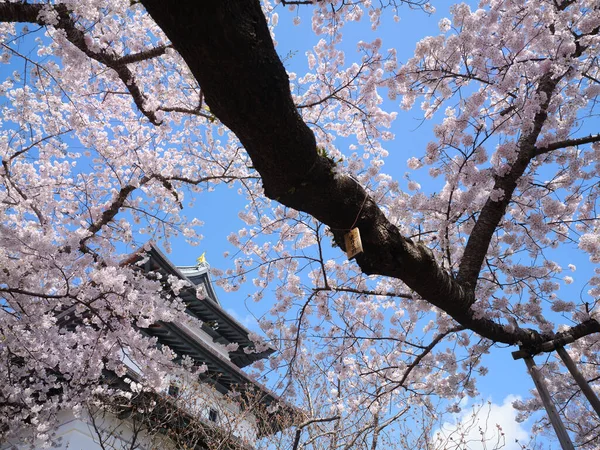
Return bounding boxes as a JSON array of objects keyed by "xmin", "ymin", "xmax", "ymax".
[{"xmin": 344, "ymin": 227, "xmax": 363, "ymax": 259}]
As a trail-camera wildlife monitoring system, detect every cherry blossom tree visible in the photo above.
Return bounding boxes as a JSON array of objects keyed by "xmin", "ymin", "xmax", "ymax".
[{"xmin": 0, "ymin": 0, "xmax": 599, "ymax": 448}]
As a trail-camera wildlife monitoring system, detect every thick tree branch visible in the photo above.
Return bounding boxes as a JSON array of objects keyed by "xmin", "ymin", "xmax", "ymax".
[
  {"xmin": 138, "ymin": 0, "xmax": 600, "ymax": 352},
  {"xmin": 158, "ymin": 105, "xmax": 214, "ymax": 120},
  {"xmin": 513, "ymin": 318, "xmax": 600, "ymax": 358},
  {"xmin": 0, "ymin": 2, "xmax": 42, "ymax": 24},
  {"xmin": 456, "ymin": 74, "xmax": 559, "ymax": 289},
  {"xmin": 0, "ymin": 287, "xmax": 70, "ymax": 300},
  {"xmin": 535, "ymin": 133, "xmax": 600, "ymax": 156},
  {"xmin": 139, "ymin": 0, "xmax": 478, "ymax": 331},
  {"xmin": 117, "ymin": 44, "xmax": 172, "ymax": 65},
  {"xmin": 456, "ymin": 19, "xmax": 598, "ymax": 290}
]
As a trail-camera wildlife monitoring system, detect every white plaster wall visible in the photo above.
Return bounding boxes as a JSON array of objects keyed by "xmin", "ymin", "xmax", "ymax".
[
  {"xmin": 6, "ymin": 397, "xmax": 257, "ymax": 450},
  {"xmin": 3, "ymin": 410, "xmax": 159, "ymax": 450}
]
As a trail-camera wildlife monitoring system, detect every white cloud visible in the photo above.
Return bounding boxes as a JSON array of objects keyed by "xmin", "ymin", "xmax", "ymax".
[
  {"xmin": 226, "ymin": 308, "xmax": 259, "ymax": 330},
  {"xmin": 433, "ymin": 395, "xmax": 531, "ymax": 450}
]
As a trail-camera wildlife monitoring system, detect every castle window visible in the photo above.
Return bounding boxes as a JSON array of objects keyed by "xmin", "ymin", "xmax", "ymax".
[{"xmin": 168, "ymin": 384, "xmax": 180, "ymax": 398}]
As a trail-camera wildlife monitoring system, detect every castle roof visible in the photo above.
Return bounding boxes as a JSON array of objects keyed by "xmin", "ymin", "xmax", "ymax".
[{"xmin": 126, "ymin": 243, "xmax": 275, "ymax": 368}]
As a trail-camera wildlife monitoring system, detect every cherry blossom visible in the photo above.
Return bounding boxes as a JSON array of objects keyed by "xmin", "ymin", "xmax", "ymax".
[{"xmin": 0, "ymin": 0, "xmax": 599, "ymax": 448}]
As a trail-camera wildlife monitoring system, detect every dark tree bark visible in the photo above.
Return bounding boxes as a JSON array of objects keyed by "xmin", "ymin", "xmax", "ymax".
[{"xmin": 138, "ymin": 0, "xmax": 599, "ymax": 353}]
